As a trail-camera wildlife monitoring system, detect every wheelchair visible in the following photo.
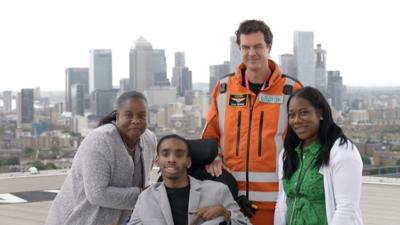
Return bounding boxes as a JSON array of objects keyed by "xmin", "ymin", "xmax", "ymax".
[{"xmin": 156, "ymin": 139, "xmax": 256, "ymax": 221}]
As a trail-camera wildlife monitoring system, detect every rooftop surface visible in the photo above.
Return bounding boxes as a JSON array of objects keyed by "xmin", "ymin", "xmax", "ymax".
[{"xmin": 0, "ymin": 171, "xmax": 399, "ymax": 225}]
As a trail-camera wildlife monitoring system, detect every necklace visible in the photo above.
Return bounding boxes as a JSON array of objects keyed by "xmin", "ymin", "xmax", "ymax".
[{"xmin": 112, "ymin": 122, "xmax": 137, "ymax": 156}]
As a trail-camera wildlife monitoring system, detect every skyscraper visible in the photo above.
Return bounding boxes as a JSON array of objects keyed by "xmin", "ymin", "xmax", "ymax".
[
  {"xmin": 209, "ymin": 61, "xmax": 230, "ymax": 94},
  {"xmin": 174, "ymin": 51, "xmax": 185, "ymax": 67},
  {"xmin": 279, "ymin": 54, "xmax": 296, "ymax": 78},
  {"xmin": 91, "ymin": 89, "xmax": 119, "ymax": 117},
  {"xmin": 65, "ymin": 68, "xmax": 89, "ymax": 112},
  {"xmin": 172, "ymin": 52, "xmax": 192, "ymax": 96},
  {"xmin": 71, "ymin": 84, "xmax": 85, "ymax": 116},
  {"xmin": 314, "ymin": 44, "xmax": 327, "ymax": 96},
  {"xmin": 129, "ymin": 37, "xmax": 168, "ymax": 92},
  {"xmin": 19, "ymin": 89, "xmax": 34, "ymax": 124},
  {"xmin": 2, "ymin": 90, "xmax": 12, "ymax": 113},
  {"xmin": 327, "ymin": 70, "xmax": 345, "ymax": 111},
  {"xmin": 119, "ymin": 78, "xmax": 130, "ymax": 94},
  {"xmin": 144, "ymin": 86, "xmax": 177, "ymax": 107},
  {"xmin": 230, "ymin": 36, "xmax": 241, "ymax": 72},
  {"xmin": 294, "ymin": 31, "xmax": 315, "ymax": 86},
  {"xmin": 89, "ymin": 49, "xmax": 113, "ymax": 93}
]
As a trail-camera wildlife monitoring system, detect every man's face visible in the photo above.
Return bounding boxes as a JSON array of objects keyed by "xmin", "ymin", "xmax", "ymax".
[
  {"xmin": 156, "ymin": 138, "xmax": 191, "ymax": 181},
  {"xmin": 116, "ymin": 98, "xmax": 147, "ymax": 144},
  {"xmin": 239, "ymin": 31, "xmax": 271, "ymax": 72}
]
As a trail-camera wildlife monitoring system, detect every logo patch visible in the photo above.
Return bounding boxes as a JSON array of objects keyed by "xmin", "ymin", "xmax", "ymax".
[
  {"xmin": 229, "ymin": 94, "xmax": 247, "ymax": 107},
  {"xmin": 259, "ymin": 94, "xmax": 284, "ymax": 104}
]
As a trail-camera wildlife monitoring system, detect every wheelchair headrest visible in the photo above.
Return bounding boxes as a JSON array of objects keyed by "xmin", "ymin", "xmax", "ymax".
[
  {"xmin": 157, "ymin": 138, "xmax": 238, "ymax": 199},
  {"xmin": 186, "ymin": 139, "xmax": 218, "ymax": 166}
]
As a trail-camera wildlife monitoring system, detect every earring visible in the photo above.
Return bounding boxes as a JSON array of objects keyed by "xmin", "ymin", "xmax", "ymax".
[{"xmin": 320, "ymin": 117, "xmax": 323, "ymax": 120}]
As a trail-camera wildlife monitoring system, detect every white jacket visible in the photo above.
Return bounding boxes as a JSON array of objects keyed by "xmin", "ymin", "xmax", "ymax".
[{"xmin": 274, "ymin": 139, "xmax": 364, "ymax": 225}]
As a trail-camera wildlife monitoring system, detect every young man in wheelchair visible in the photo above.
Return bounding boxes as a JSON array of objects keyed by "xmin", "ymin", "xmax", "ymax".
[{"xmin": 128, "ymin": 134, "xmax": 251, "ymax": 225}]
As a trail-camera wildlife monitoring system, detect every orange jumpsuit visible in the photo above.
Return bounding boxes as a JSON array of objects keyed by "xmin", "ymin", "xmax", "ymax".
[{"xmin": 202, "ymin": 60, "xmax": 302, "ymax": 225}]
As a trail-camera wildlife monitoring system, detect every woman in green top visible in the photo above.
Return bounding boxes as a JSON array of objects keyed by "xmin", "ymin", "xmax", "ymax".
[{"xmin": 274, "ymin": 87, "xmax": 363, "ymax": 225}]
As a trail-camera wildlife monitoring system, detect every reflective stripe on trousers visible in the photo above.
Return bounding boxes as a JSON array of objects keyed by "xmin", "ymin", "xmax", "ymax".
[
  {"xmin": 238, "ymin": 190, "xmax": 278, "ymax": 202},
  {"xmin": 232, "ymin": 171, "xmax": 278, "ymax": 183}
]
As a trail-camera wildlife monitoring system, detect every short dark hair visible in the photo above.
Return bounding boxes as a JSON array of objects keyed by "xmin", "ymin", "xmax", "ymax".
[
  {"xmin": 97, "ymin": 91, "xmax": 147, "ymax": 127},
  {"xmin": 235, "ymin": 19, "xmax": 273, "ymax": 46},
  {"xmin": 283, "ymin": 86, "xmax": 350, "ymax": 179},
  {"xmin": 157, "ymin": 134, "xmax": 191, "ymax": 157},
  {"xmin": 117, "ymin": 91, "xmax": 147, "ymax": 108}
]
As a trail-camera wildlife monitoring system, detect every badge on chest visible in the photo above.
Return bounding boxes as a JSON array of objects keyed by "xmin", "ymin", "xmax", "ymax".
[
  {"xmin": 229, "ymin": 94, "xmax": 248, "ymax": 107},
  {"xmin": 259, "ymin": 94, "xmax": 284, "ymax": 104}
]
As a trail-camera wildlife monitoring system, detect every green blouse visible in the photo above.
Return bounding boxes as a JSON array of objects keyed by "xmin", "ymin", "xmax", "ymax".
[{"xmin": 283, "ymin": 141, "xmax": 328, "ymax": 225}]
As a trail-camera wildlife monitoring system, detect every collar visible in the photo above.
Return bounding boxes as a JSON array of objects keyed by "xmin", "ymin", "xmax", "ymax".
[
  {"xmin": 295, "ymin": 140, "xmax": 321, "ymax": 156},
  {"xmin": 235, "ymin": 59, "xmax": 282, "ymax": 89},
  {"xmin": 244, "ymin": 70, "xmax": 269, "ymax": 90}
]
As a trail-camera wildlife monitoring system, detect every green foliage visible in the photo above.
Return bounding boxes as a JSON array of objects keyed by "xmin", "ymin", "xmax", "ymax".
[
  {"xmin": 28, "ymin": 161, "xmax": 45, "ymax": 170},
  {"xmin": 28, "ymin": 161, "xmax": 59, "ymax": 170},
  {"xmin": 0, "ymin": 157, "xmax": 20, "ymax": 166},
  {"xmin": 44, "ymin": 162, "xmax": 58, "ymax": 170},
  {"xmin": 24, "ymin": 147, "xmax": 35, "ymax": 155},
  {"xmin": 362, "ymin": 156, "xmax": 371, "ymax": 165},
  {"xmin": 50, "ymin": 147, "xmax": 60, "ymax": 155}
]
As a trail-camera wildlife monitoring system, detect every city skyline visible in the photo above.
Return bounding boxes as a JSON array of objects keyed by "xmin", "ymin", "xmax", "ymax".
[{"xmin": 1, "ymin": 0, "xmax": 399, "ymax": 91}]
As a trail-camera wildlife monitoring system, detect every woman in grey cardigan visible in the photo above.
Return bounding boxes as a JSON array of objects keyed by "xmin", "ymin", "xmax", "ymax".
[{"xmin": 46, "ymin": 91, "xmax": 157, "ymax": 225}]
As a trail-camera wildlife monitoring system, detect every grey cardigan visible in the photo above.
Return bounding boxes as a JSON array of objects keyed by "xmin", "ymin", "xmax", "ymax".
[{"xmin": 46, "ymin": 124, "xmax": 157, "ymax": 225}]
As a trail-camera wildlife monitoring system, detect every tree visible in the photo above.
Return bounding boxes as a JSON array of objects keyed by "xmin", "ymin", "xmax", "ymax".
[
  {"xmin": 28, "ymin": 161, "xmax": 59, "ymax": 170},
  {"xmin": 45, "ymin": 162, "xmax": 58, "ymax": 170},
  {"xmin": 362, "ymin": 156, "xmax": 371, "ymax": 165},
  {"xmin": 24, "ymin": 147, "xmax": 35, "ymax": 155},
  {"xmin": 6, "ymin": 157, "xmax": 20, "ymax": 165},
  {"xmin": 0, "ymin": 157, "xmax": 20, "ymax": 166},
  {"xmin": 28, "ymin": 161, "xmax": 46, "ymax": 170}
]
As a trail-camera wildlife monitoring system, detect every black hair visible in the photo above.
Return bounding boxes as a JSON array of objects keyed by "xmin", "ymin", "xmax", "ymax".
[
  {"xmin": 235, "ymin": 19, "xmax": 273, "ymax": 46},
  {"xmin": 97, "ymin": 91, "xmax": 147, "ymax": 127},
  {"xmin": 157, "ymin": 134, "xmax": 191, "ymax": 157},
  {"xmin": 283, "ymin": 86, "xmax": 350, "ymax": 179}
]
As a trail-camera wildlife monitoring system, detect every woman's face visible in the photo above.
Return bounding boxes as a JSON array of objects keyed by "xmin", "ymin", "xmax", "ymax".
[
  {"xmin": 116, "ymin": 98, "xmax": 147, "ymax": 144},
  {"xmin": 288, "ymin": 96, "xmax": 321, "ymax": 147}
]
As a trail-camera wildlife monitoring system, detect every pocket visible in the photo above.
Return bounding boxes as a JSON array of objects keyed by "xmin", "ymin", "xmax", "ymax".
[
  {"xmin": 235, "ymin": 111, "xmax": 242, "ymax": 156},
  {"xmin": 258, "ymin": 111, "xmax": 264, "ymax": 157}
]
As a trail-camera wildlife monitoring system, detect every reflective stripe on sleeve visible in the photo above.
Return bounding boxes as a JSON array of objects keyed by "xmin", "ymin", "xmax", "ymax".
[
  {"xmin": 216, "ymin": 77, "xmax": 229, "ymax": 153},
  {"xmin": 274, "ymin": 78, "xmax": 296, "ymax": 169}
]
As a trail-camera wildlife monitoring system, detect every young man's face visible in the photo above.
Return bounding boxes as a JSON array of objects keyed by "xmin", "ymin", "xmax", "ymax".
[
  {"xmin": 156, "ymin": 138, "xmax": 191, "ymax": 181},
  {"xmin": 239, "ymin": 31, "xmax": 271, "ymax": 72}
]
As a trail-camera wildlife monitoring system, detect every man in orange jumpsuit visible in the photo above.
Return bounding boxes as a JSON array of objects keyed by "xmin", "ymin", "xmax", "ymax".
[{"xmin": 202, "ymin": 19, "xmax": 302, "ymax": 225}]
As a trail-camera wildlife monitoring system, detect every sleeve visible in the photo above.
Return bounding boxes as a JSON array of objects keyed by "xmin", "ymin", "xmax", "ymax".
[
  {"xmin": 201, "ymin": 80, "xmax": 221, "ymax": 145},
  {"xmin": 330, "ymin": 144, "xmax": 363, "ymax": 225},
  {"xmin": 220, "ymin": 184, "xmax": 251, "ymax": 225},
  {"xmin": 127, "ymin": 195, "xmax": 144, "ymax": 225},
  {"xmin": 80, "ymin": 133, "xmax": 141, "ymax": 210},
  {"xmin": 274, "ymin": 150, "xmax": 287, "ymax": 225},
  {"xmin": 144, "ymin": 131, "xmax": 158, "ymax": 187}
]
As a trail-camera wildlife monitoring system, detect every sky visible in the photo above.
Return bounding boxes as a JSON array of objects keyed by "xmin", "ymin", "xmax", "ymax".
[{"xmin": 0, "ymin": 0, "xmax": 399, "ymax": 91}]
